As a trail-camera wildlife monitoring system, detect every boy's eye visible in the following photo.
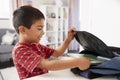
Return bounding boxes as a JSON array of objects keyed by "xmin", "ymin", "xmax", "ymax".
[
  {"xmin": 37, "ymin": 26, "xmax": 44, "ymax": 30},
  {"xmin": 38, "ymin": 28, "xmax": 42, "ymax": 30}
]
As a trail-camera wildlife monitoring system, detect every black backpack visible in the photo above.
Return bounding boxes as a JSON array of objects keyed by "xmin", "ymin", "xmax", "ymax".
[{"xmin": 71, "ymin": 31, "xmax": 120, "ymax": 79}]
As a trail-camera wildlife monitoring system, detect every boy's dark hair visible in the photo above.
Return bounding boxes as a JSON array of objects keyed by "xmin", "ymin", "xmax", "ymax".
[{"xmin": 13, "ymin": 6, "xmax": 45, "ymax": 33}]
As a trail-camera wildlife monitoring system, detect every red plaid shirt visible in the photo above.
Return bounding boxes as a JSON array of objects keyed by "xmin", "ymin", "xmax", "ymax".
[{"xmin": 12, "ymin": 42, "xmax": 54, "ymax": 80}]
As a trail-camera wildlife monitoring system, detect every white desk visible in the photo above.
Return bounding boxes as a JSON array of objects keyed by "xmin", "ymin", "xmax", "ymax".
[
  {"xmin": 25, "ymin": 54, "xmax": 117, "ymax": 80},
  {"xmin": 25, "ymin": 69, "xmax": 116, "ymax": 80}
]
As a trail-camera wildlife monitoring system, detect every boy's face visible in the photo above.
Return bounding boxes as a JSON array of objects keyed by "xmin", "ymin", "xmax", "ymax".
[{"xmin": 22, "ymin": 19, "xmax": 45, "ymax": 43}]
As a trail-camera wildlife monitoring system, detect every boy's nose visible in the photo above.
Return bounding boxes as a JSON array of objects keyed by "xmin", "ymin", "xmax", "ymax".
[{"xmin": 42, "ymin": 30, "xmax": 45, "ymax": 35}]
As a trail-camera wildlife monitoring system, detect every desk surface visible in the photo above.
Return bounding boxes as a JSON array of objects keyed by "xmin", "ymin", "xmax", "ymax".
[
  {"xmin": 25, "ymin": 69, "xmax": 116, "ymax": 80},
  {"xmin": 25, "ymin": 55, "xmax": 117, "ymax": 80}
]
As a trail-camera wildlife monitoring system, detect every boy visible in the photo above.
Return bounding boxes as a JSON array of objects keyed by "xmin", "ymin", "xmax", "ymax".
[{"xmin": 12, "ymin": 6, "xmax": 90, "ymax": 80}]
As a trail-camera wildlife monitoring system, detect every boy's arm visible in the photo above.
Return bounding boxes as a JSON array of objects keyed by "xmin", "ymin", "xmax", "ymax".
[
  {"xmin": 52, "ymin": 27, "xmax": 76, "ymax": 57},
  {"xmin": 37, "ymin": 57, "xmax": 90, "ymax": 71},
  {"xmin": 52, "ymin": 38, "xmax": 71, "ymax": 57}
]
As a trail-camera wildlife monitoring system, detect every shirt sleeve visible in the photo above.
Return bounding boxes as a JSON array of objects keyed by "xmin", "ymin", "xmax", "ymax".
[
  {"xmin": 15, "ymin": 47, "xmax": 42, "ymax": 73},
  {"xmin": 38, "ymin": 44, "xmax": 55, "ymax": 59}
]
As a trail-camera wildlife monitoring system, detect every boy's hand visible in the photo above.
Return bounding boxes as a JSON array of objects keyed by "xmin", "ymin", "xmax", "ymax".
[
  {"xmin": 67, "ymin": 27, "xmax": 76, "ymax": 41},
  {"xmin": 77, "ymin": 57, "xmax": 91, "ymax": 70}
]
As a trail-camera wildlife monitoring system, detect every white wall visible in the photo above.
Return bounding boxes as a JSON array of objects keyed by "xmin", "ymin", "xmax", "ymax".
[
  {"xmin": 0, "ymin": 20, "xmax": 10, "ymax": 29},
  {"xmin": 0, "ymin": 0, "xmax": 14, "ymax": 29},
  {"xmin": 80, "ymin": 0, "xmax": 120, "ymax": 47},
  {"xmin": 0, "ymin": 0, "xmax": 10, "ymax": 29}
]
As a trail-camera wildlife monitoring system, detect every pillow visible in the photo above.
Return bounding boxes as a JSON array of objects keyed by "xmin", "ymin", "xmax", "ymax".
[{"xmin": 1, "ymin": 30, "xmax": 16, "ymax": 45}]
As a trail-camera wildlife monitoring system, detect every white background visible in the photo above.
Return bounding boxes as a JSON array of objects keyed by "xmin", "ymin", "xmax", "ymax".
[
  {"xmin": 0, "ymin": 0, "xmax": 10, "ymax": 19},
  {"xmin": 80, "ymin": 0, "xmax": 120, "ymax": 47}
]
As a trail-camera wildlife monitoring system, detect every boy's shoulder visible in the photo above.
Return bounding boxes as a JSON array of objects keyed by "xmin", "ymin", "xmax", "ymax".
[
  {"xmin": 14, "ymin": 42, "xmax": 45, "ymax": 49},
  {"xmin": 13, "ymin": 42, "xmax": 33, "ymax": 52},
  {"xmin": 15, "ymin": 42, "xmax": 30, "ymax": 48}
]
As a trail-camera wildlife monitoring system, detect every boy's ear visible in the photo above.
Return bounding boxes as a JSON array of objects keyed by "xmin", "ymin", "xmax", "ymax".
[{"xmin": 19, "ymin": 26, "xmax": 25, "ymax": 34}]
